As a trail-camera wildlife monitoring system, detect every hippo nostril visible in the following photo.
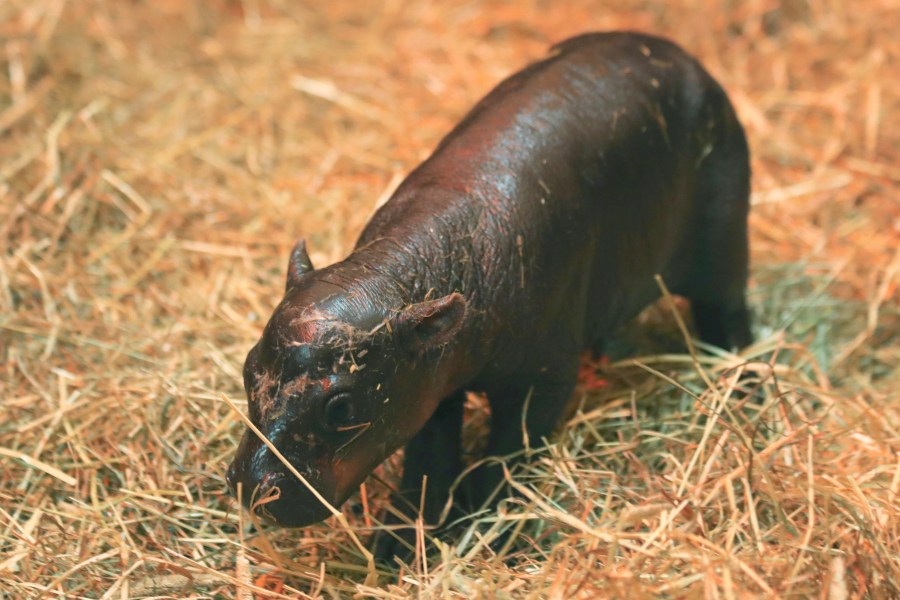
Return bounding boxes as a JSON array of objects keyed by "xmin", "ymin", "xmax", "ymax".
[
  {"xmin": 259, "ymin": 472, "xmax": 278, "ymax": 490},
  {"xmin": 251, "ymin": 471, "xmax": 281, "ymax": 505}
]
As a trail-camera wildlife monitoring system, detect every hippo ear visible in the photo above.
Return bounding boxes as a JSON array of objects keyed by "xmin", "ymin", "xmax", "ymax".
[
  {"xmin": 286, "ymin": 239, "xmax": 315, "ymax": 291},
  {"xmin": 393, "ymin": 293, "xmax": 467, "ymax": 353}
]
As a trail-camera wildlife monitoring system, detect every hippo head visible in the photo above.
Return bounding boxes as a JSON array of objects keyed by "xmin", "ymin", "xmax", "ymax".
[{"xmin": 226, "ymin": 239, "xmax": 466, "ymax": 527}]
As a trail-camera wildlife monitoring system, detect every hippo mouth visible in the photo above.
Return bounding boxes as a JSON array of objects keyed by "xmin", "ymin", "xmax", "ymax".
[
  {"xmin": 227, "ymin": 467, "xmax": 335, "ymax": 527},
  {"xmin": 226, "ymin": 431, "xmax": 340, "ymax": 528}
]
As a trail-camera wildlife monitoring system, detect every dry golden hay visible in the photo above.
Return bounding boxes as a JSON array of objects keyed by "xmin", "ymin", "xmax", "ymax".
[{"xmin": 1, "ymin": 0, "xmax": 898, "ymax": 598}]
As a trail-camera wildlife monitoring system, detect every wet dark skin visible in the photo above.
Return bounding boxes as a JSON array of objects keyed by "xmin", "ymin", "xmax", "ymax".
[{"xmin": 226, "ymin": 32, "xmax": 752, "ymax": 560}]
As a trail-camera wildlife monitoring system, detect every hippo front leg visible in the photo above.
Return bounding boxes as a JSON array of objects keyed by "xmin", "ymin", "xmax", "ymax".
[
  {"xmin": 472, "ymin": 363, "xmax": 579, "ymax": 511},
  {"xmin": 374, "ymin": 389, "xmax": 465, "ymax": 562}
]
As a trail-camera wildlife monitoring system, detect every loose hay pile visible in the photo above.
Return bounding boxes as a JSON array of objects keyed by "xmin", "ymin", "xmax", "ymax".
[{"xmin": 1, "ymin": 0, "xmax": 898, "ymax": 597}]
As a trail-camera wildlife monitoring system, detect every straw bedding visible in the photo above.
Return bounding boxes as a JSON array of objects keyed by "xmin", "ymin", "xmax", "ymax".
[{"xmin": 1, "ymin": 0, "xmax": 897, "ymax": 597}]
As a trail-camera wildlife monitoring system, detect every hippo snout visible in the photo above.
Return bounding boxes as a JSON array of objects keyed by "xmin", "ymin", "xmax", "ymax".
[{"xmin": 226, "ymin": 430, "xmax": 336, "ymax": 528}]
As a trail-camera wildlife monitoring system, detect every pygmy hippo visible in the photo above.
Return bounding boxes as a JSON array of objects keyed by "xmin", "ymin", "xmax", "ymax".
[{"xmin": 226, "ymin": 31, "xmax": 752, "ymax": 556}]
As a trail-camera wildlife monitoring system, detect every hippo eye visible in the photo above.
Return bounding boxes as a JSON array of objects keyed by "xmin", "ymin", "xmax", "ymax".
[{"xmin": 323, "ymin": 393, "xmax": 356, "ymax": 430}]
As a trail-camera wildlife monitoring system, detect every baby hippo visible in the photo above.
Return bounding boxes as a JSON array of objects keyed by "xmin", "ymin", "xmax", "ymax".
[{"xmin": 226, "ymin": 31, "xmax": 752, "ymax": 555}]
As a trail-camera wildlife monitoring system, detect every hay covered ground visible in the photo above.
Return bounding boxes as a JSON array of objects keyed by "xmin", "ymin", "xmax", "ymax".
[{"xmin": 1, "ymin": 0, "xmax": 898, "ymax": 597}]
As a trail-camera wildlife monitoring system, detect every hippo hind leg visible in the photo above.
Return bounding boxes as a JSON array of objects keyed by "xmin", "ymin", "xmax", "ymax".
[
  {"xmin": 691, "ymin": 298, "xmax": 752, "ymax": 351},
  {"xmin": 678, "ymin": 113, "xmax": 753, "ymax": 352}
]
